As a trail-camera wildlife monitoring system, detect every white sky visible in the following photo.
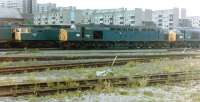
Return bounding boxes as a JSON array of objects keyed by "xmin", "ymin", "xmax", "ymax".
[{"xmin": 38, "ymin": 0, "xmax": 200, "ymax": 16}]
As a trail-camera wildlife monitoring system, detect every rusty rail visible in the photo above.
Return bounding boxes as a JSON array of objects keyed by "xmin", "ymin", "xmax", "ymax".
[
  {"xmin": 0, "ymin": 53, "xmax": 197, "ymax": 75},
  {"xmin": 0, "ymin": 53, "xmax": 197, "ymax": 62},
  {"xmin": 0, "ymin": 70, "xmax": 199, "ymax": 97}
]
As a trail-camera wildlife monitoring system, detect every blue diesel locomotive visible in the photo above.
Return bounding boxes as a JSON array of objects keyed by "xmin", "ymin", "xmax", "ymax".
[{"xmin": 0, "ymin": 24, "xmax": 199, "ymax": 49}]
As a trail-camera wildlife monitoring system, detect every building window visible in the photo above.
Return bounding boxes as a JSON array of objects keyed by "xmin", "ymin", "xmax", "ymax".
[
  {"xmin": 158, "ymin": 19, "xmax": 162, "ymax": 22},
  {"xmin": 100, "ymin": 18, "xmax": 103, "ymax": 21},
  {"xmin": 158, "ymin": 15, "xmax": 163, "ymax": 17},
  {"xmin": 169, "ymin": 23, "xmax": 173, "ymax": 26},
  {"xmin": 158, "ymin": 23, "xmax": 162, "ymax": 26},
  {"xmin": 52, "ymin": 21, "xmax": 55, "ymax": 24},
  {"xmin": 169, "ymin": 27, "xmax": 173, "ymax": 30},
  {"xmin": 169, "ymin": 14, "xmax": 173, "ymax": 20},
  {"xmin": 52, "ymin": 17, "xmax": 55, "ymax": 19},
  {"xmin": 130, "ymin": 16, "xmax": 135, "ymax": 19},
  {"xmin": 169, "ymin": 19, "xmax": 173, "ymax": 21},
  {"xmin": 131, "ymin": 21, "xmax": 135, "ymax": 24},
  {"xmin": 60, "ymin": 21, "xmax": 63, "ymax": 23},
  {"xmin": 120, "ymin": 22, "xmax": 124, "ymax": 24},
  {"xmin": 120, "ymin": 17, "xmax": 124, "ymax": 19},
  {"xmin": 60, "ymin": 16, "xmax": 63, "ymax": 19}
]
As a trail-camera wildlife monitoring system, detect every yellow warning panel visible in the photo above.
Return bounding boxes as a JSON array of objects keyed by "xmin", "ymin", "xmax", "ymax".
[
  {"xmin": 59, "ymin": 29, "xmax": 68, "ymax": 41},
  {"xmin": 14, "ymin": 28, "xmax": 21, "ymax": 41},
  {"xmin": 168, "ymin": 31, "xmax": 176, "ymax": 42}
]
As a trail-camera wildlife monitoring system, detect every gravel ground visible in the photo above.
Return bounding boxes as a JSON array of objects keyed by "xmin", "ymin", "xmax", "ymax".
[
  {"xmin": 0, "ymin": 58, "xmax": 200, "ymax": 85},
  {"xmin": 0, "ymin": 80, "xmax": 200, "ymax": 102}
]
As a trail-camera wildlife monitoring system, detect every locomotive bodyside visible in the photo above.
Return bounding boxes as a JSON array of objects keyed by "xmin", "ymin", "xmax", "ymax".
[{"xmin": 0, "ymin": 26, "xmax": 13, "ymax": 41}]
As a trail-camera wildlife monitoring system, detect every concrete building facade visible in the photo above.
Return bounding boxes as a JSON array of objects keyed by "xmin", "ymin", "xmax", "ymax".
[
  {"xmin": 76, "ymin": 8, "xmax": 147, "ymax": 26},
  {"xmin": 181, "ymin": 8, "xmax": 187, "ymax": 19},
  {"xmin": 36, "ymin": 3, "xmax": 56, "ymax": 13},
  {"xmin": 34, "ymin": 7, "xmax": 188, "ymax": 30},
  {"xmin": 0, "ymin": 0, "xmax": 37, "ymax": 14},
  {"xmin": 187, "ymin": 16, "xmax": 200, "ymax": 28},
  {"xmin": 152, "ymin": 8, "xmax": 179, "ymax": 30},
  {"xmin": 23, "ymin": 0, "xmax": 37, "ymax": 14},
  {"xmin": 34, "ymin": 6, "xmax": 76, "ymax": 25},
  {"xmin": 0, "ymin": 0, "xmax": 23, "ymax": 13},
  {"xmin": 179, "ymin": 18, "xmax": 192, "ymax": 27}
]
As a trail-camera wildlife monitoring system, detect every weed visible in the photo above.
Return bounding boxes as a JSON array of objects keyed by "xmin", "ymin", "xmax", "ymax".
[
  {"xmin": 129, "ymin": 78, "xmax": 148, "ymax": 88},
  {"xmin": 190, "ymin": 92, "xmax": 200, "ymax": 102},
  {"xmin": 162, "ymin": 65, "xmax": 175, "ymax": 73},
  {"xmin": 125, "ymin": 62, "xmax": 137, "ymax": 68},
  {"xmin": 143, "ymin": 91, "xmax": 154, "ymax": 97},
  {"xmin": 118, "ymin": 90, "xmax": 129, "ymax": 95},
  {"xmin": 94, "ymin": 79, "xmax": 114, "ymax": 93}
]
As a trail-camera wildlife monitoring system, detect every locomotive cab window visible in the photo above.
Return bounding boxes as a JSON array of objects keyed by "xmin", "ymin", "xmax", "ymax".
[{"xmin": 93, "ymin": 31, "xmax": 103, "ymax": 39}]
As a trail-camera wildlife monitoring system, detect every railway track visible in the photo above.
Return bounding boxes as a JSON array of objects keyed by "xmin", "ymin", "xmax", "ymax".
[
  {"xmin": 0, "ymin": 54, "xmax": 198, "ymax": 75},
  {"xmin": 0, "ymin": 70, "xmax": 199, "ymax": 97},
  {"xmin": 0, "ymin": 53, "xmax": 198, "ymax": 62}
]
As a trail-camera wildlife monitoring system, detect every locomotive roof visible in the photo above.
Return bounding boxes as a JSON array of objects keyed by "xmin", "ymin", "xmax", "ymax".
[{"xmin": 78, "ymin": 24, "xmax": 160, "ymax": 32}]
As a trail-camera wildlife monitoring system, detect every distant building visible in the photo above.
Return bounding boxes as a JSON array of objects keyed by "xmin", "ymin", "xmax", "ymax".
[
  {"xmin": 77, "ymin": 8, "xmax": 149, "ymax": 26},
  {"xmin": 181, "ymin": 8, "xmax": 187, "ymax": 19},
  {"xmin": 152, "ymin": 8, "xmax": 180, "ymax": 30},
  {"xmin": 187, "ymin": 16, "xmax": 200, "ymax": 28},
  {"xmin": 143, "ymin": 9, "xmax": 153, "ymax": 22},
  {"xmin": 0, "ymin": 0, "xmax": 37, "ymax": 14},
  {"xmin": 34, "ymin": 7, "xmax": 189, "ymax": 29},
  {"xmin": 179, "ymin": 18, "xmax": 192, "ymax": 27},
  {"xmin": 34, "ymin": 6, "xmax": 76, "ymax": 25},
  {"xmin": 23, "ymin": 0, "xmax": 37, "ymax": 14},
  {"xmin": 0, "ymin": 0, "xmax": 23, "ymax": 13},
  {"xmin": 36, "ymin": 3, "xmax": 56, "ymax": 13},
  {"xmin": 0, "ymin": 7, "xmax": 24, "ymax": 25}
]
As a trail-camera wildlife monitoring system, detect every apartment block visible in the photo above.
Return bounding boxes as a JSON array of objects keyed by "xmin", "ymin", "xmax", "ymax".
[
  {"xmin": 34, "ymin": 6, "xmax": 76, "ymax": 25},
  {"xmin": 152, "ymin": 8, "xmax": 179, "ymax": 30},
  {"xmin": 187, "ymin": 16, "xmax": 200, "ymax": 28},
  {"xmin": 77, "ymin": 8, "xmax": 147, "ymax": 26},
  {"xmin": 36, "ymin": 3, "xmax": 56, "ymax": 13},
  {"xmin": 0, "ymin": 0, "xmax": 23, "ymax": 13}
]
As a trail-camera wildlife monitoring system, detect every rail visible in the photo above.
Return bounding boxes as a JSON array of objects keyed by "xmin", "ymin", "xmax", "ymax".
[{"xmin": 0, "ymin": 70, "xmax": 199, "ymax": 97}]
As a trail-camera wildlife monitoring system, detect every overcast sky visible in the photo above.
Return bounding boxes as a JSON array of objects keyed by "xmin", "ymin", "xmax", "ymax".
[{"xmin": 38, "ymin": 0, "xmax": 199, "ymax": 16}]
